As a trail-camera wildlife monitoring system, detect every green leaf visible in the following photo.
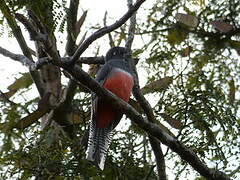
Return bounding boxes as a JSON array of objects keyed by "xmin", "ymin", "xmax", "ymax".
[
  {"xmin": 167, "ymin": 27, "xmax": 188, "ymax": 45},
  {"xmin": 7, "ymin": 72, "xmax": 33, "ymax": 93},
  {"xmin": 132, "ymin": 48, "xmax": 144, "ymax": 57},
  {"xmin": 141, "ymin": 76, "xmax": 173, "ymax": 94}
]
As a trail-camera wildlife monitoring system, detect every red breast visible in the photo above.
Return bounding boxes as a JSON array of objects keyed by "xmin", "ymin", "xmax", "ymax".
[{"xmin": 96, "ymin": 68, "xmax": 134, "ymax": 128}]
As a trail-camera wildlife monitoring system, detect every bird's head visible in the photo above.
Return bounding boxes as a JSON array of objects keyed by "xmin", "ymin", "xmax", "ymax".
[{"xmin": 105, "ymin": 47, "xmax": 129, "ymax": 61}]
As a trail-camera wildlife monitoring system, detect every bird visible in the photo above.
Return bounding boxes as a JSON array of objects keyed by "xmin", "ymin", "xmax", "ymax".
[{"xmin": 86, "ymin": 46, "xmax": 134, "ymax": 170}]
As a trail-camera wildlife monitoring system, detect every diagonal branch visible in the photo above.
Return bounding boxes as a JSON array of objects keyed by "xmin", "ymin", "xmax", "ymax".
[
  {"xmin": 0, "ymin": 0, "xmax": 44, "ymax": 96},
  {"xmin": 0, "ymin": 0, "xmax": 32, "ymax": 61},
  {"xmin": 47, "ymin": 59, "xmax": 231, "ymax": 180},
  {"xmin": 0, "ymin": 46, "xmax": 33, "ymax": 66},
  {"xmin": 24, "ymin": 53, "xmax": 230, "ymax": 179},
  {"xmin": 15, "ymin": 13, "xmax": 47, "ymax": 42},
  {"xmin": 70, "ymin": 0, "xmax": 146, "ymax": 64},
  {"xmin": 125, "ymin": 0, "xmax": 166, "ymax": 178},
  {"xmin": 3, "ymin": 45, "xmax": 231, "ymax": 178}
]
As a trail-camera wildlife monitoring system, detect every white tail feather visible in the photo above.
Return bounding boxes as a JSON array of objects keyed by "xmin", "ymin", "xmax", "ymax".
[{"xmin": 86, "ymin": 118, "xmax": 114, "ymax": 170}]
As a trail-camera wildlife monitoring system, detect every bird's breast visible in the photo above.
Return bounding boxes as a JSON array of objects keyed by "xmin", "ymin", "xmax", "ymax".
[
  {"xmin": 95, "ymin": 68, "xmax": 134, "ymax": 128},
  {"xmin": 103, "ymin": 68, "xmax": 134, "ymax": 102}
]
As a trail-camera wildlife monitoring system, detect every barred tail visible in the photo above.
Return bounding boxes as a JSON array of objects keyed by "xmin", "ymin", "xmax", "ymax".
[{"xmin": 86, "ymin": 118, "xmax": 113, "ymax": 170}]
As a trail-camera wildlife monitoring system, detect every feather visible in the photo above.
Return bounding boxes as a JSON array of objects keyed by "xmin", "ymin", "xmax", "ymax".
[{"xmin": 86, "ymin": 47, "xmax": 134, "ymax": 170}]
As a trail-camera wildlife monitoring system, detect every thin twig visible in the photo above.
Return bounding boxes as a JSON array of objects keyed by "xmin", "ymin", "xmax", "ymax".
[
  {"xmin": 103, "ymin": 11, "xmax": 115, "ymax": 47},
  {"xmin": 0, "ymin": 46, "xmax": 33, "ymax": 66},
  {"xmin": 125, "ymin": 0, "xmax": 136, "ymax": 50}
]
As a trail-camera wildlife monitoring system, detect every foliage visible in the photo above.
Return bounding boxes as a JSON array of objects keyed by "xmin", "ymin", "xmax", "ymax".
[
  {"xmin": 0, "ymin": 0, "xmax": 239, "ymax": 179},
  {"xmin": 139, "ymin": 0, "xmax": 240, "ymax": 178}
]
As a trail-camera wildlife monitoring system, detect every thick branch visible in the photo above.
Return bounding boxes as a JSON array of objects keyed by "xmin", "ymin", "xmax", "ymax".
[
  {"xmin": 53, "ymin": 0, "xmax": 81, "ymax": 138},
  {"xmin": 70, "ymin": 0, "xmax": 146, "ymax": 64},
  {"xmin": 46, "ymin": 60, "xmax": 230, "ymax": 180},
  {"xmin": 15, "ymin": 13, "xmax": 47, "ymax": 41}
]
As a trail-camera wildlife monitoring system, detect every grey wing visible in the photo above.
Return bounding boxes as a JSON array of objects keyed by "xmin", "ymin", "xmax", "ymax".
[
  {"xmin": 95, "ymin": 63, "xmax": 112, "ymax": 83},
  {"xmin": 87, "ymin": 64, "xmax": 115, "ymax": 169},
  {"xmin": 92, "ymin": 63, "xmax": 112, "ymax": 119}
]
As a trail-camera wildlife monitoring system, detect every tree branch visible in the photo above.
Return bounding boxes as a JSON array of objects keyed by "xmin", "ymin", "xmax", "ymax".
[
  {"xmin": 149, "ymin": 139, "xmax": 166, "ymax": 180},
  {"xmin": 0, "ymin": 45, "xmax": 52, "ymax": 72},
  {"xmin": 125, "ymin": 0, "xmax": 167, "ymax": 178},
  {"xmin": 26, "ymin": 10, "xmax": 61, "ymax": 63},
  {"xmin": 70, "ymin": 56, "xmax": 105, "ymax": 64},
  {"xmin": 125, "ymin": 0, "xmax": 136, "ymax": 50},
  {"xmin": 0, "ymin": 47, "xmax": 138, "ymax": 69},
  {"xmin": 65, "ymin": 0, "xmax": 80, "ymax": 55},
  {"xmin": 131, "ymin": 62, "xmax": 167, "ymax": 180},
  {"xmin": 46, "ymin": 59, "xmax": 231, "ymax": 180},
  {"xmin": 70, "ymin": 0, "xmax": 146, "ymax": 65},
  {"xmin": 0, "ymin": 90, "xmax": 17, "ymax": 106},
  {"xmin": 103, "ymin": 11, "xmax": 115, "ymax": 47},
  {"xmin": 69, "ymin": 56, "xmax": 138, "ymax": 65},
  {"xmin": 0, "ymin": 46, "xmax": 33, "ymax": 66},
  {"xmin": 0, "ymin": 0, "xmax": 33, "ymax": 61},
  {"xmin": 0, "ymin": 0, "xmax": 44, "ymax": 96},
  {"xmin": 15, "ymin": 13, "xmax": 47, "ymax": 42}
]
